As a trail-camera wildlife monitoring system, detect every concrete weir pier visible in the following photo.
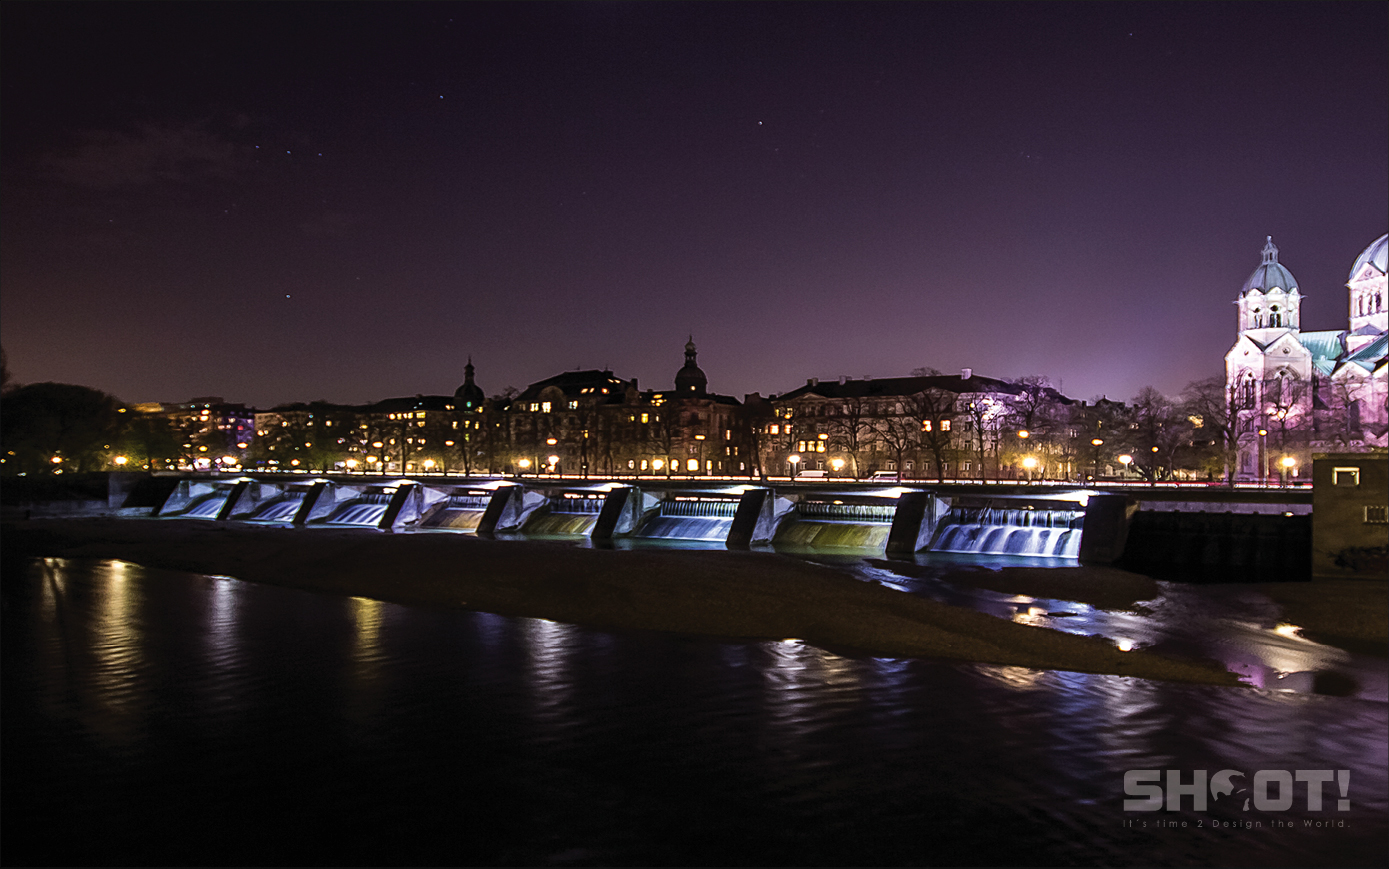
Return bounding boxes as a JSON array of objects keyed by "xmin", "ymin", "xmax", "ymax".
[{"xmin": 115, "ymin": 466, "xmax": 1384, "ymax": 579}]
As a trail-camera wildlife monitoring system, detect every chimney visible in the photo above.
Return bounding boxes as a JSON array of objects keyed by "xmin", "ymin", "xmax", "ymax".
[
  {"xmin": 808, "ymin": 377, "xmax": 819, "ymax": 386},
  {"xmin": 838, "ymin": 375, "xmax": 848, "ymax": 385},
  {"xmin": 961, "ymin": 368, "xmax": 972, "ymax": 380}
]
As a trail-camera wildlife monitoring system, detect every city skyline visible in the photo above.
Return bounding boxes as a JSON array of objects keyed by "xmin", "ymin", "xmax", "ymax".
[{"xmin": 2, "ymin": 3, "xmax": 1385, "ymax": 408}]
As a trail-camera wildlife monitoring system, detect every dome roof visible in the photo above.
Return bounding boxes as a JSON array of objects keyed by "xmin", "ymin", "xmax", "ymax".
[
  {"xmin": 453, "ymin": 358, "xmax": 485, "ymax": 408},
  {"xmin": 1241, "ymin": 236, "xmax": 1298, "ymax": 294},
  {"xmin": 674, "ymin": 337, "xmax": 707, "ymax": 395},
  {"xmin": 1349, "ymin": 234, "xmax": 1388, "ymax": 281}
]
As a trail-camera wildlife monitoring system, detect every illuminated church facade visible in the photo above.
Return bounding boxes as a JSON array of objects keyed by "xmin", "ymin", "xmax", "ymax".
[{"xmin": 1225, "ymin": 234, "xmax": 1387, "ymax": 482}]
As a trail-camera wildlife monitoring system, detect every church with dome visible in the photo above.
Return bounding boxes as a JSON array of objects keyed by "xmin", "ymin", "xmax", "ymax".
[{"xmin": 1225, "ymin": 234, "xmax": 1387, "ymax": 481}]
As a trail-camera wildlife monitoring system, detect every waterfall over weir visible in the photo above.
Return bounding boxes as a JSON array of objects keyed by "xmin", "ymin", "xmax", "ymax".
[
  {"xmin": 522, "ymin": 494, "xmax": 604, "ymax": 536},
  {"xmin": 775, "ymin": 501, "xmax": 896, "ymax": 550},
  {"xmin": 326, "ymin": 493, "xmax": 394, "ymax": 526},
  {"xmin": 184, "ymin": 493, "xmax": 229, "ymax": 519},
  {"xmin": 930, "ymin": 505, "xmax": 1084, "ymax": 558},
  {"xmin": 421, "ymin": 494, "xmax": 494, "ymax": 532},
  {"xmin": 638, "ymin": 498, "xmax": 739, "ymax": 541},
  {"xmin": 247, "ymin": 492, "xmax": 305, "ymax": 523}
]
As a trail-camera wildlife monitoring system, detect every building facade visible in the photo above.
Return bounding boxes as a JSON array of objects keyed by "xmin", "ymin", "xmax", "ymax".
[{"xmin": 1225, "ymin": 235, "xmax": 1388, "ymax": 482}]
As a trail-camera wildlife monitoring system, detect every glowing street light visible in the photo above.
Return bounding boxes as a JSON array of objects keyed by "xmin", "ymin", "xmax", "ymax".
[
  {"xmin": 788, "ymin": 453, "xmax": 801, "ymax": 479},
  {"xmin": 1021, "ymin": 455, "xmax": 1038, "ymax": 483},
  {"xmin": 1089, "ymin": 438, "xmax": 1104, "ymax": 481},
  {"xmin": 422, "ymin": 459, "xmax": 436, "ymax": 472},
  {"xmin": 1280, "ymin": 455, "xmax": 1296, "ymax": 488},
  {"xmin": 1018, "ymin": 429, "xmax": 1029, "ymax": 439},
  {"xmin": 517, "ymin": 457, "xmax": 532, "ymax": 475},
  {"xmin": 830, "ymin": 457, "xmax": 845, "ymax": 475},
  {"xmin": 113, "ymin": 456, "xmax": 129, "ymax": 467},
  {"xmin": 346, "ymin": 459, "xmax": 359, "ymax": 472},
  {"xmin": 51, "ymin": 456, "xmax": 62, "ymax": 464}
]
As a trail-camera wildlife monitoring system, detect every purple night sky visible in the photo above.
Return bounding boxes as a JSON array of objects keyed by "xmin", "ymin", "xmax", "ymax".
[{"xmin": 2, "ymin": 3, "xmax": 1385, "ymax": 409}]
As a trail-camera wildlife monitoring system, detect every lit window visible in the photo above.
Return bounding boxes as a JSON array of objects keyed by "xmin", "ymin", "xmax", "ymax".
[
  {"xmin": 1366, "ymin": 505, "xmax": 1387, "ymax": 524},
  {"xmin": 529, "ymin": 403, "xmax": 539, "ymax": 412},
  {"xmin": 922, "ymin": 420, "xmax": 932, "ymax": 431},
  {"xmin": 940, "ymin": 420, "xmax": 951, "ymax": 431},
  {"xmin": 568, "ymin": 401, "xmax": 578, "ymax": 410},
  {"xmin": 641, "ymin": 413, "xmax": 650, "ymax": 424},
  {"xmin": 687, "ymin": 459, "xmax": 699, "ymax": 471},
  {"xmin": 541, "ymin": 402, "xmax": 551, "ymax": 413},
  {"xmin": 769, "ymin": 424, "xmax": 779, "ymax": 435}
]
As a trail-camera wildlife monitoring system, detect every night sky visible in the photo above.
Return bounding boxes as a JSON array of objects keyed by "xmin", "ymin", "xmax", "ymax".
[{"xmin": 2, "ymin": 2, "xmax": 1385, "ymax": 409}]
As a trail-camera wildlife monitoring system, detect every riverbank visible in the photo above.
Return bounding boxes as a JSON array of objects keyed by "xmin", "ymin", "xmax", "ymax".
[{"xmin": 0, "ymin": 517, "xmax": 1291, "ymax": 686}]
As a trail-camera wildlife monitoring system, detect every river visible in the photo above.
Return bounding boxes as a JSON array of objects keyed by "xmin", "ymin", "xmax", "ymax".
[{"xmin": 3, "ymin": 555, "xmax": 1384, "ymax": 865}]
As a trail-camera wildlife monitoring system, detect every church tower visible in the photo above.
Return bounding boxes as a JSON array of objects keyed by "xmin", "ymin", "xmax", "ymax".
[
  {"xmin": 674, "ymin": 337, "xmax": 708, "ymax": 396},
  {"xmin": 1236, "ymin": 236, "xmax": 1302, "ymax": 335},
  {"xmin": 453, "ymin": 357, "xmax": 485, "ymax": 410},
  {"xmin": 1346, "ymin": 233, "xmax": 1387, "ymax": 351}
]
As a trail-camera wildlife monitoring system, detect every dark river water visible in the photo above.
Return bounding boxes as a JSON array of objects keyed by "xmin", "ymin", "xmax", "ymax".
[{"xmin": 3, "ymin": 555, "xmax": 1385, "ymax": 866}]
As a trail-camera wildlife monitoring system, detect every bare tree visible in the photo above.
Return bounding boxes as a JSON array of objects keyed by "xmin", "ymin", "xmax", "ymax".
[
  {"xmin": 1178, "ymin": 377, "xmax": 1234, "ymax": 483},
  {"xmin": 825, "ymin": 394, "xmax": 875, "ymax": 478}
]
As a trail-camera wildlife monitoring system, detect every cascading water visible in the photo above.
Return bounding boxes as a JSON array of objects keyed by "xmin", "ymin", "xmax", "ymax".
[
  {"xmin": 325, "ymin": 492, "xmax": 395, "ymax": 526},
  {"xmin": 775, "ymin": 501, "xmax": 896, "ymax": 549},
  {"xmin": 638, "ymin": 498, "xmax": 738, "ymax": 541},
  {"xmin": 184, "ymin": 493, "xmax": 229, "ymax": 519},
  {"xmin": 931, "ymin": 506, "xmax": 1084, "ymax": 558},
  {"xmin": 522, "ymin": 495, "xmax": 605, "ymax": 536},
  {"xmin": 247, "ymin": 492, "xmax": 306, "ymax": 523},
  {"xmin": 422, "ymin": 494, "xmax": 495, "ymax": 532}
]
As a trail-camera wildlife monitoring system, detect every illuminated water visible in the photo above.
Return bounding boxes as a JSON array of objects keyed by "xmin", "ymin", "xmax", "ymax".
[
  {"xmin": 638, "ymin": 499, "xmax": 739, "ymax": 541},
  {"xmin": 325, "ymin": 494, "xmax": 394, "ymax": 526},
  {"xmin": 932, "ymin": 506, "xmax": 1085, "ymax": 558},
  {"xmin": 247, "ymin": 493, "xmax": 304, "ymax": 522},
  {"xmin": 4, "ymin": 557, "xmax": 1384, "ymax": 866},
  {"xmin": 184, "ymin": 493, "xmax": 228, "ymax": 518}
]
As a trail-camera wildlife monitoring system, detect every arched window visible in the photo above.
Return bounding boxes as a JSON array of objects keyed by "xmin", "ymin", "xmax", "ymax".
[
  {"xmin": 1252, "ymin": 307, "xmax": 1263, "ymax": 328},
  {"xmin": 1270, "ymin": 305, "xmax": 1281, "ymax": 327}
]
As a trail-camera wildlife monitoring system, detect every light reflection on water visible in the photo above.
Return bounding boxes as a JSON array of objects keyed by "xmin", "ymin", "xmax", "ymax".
[{"xmin": 3, "ymin": 557, "xmax": 1384, "ymax": 867}]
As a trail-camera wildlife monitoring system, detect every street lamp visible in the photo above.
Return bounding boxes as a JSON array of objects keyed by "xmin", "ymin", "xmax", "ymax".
[
  {"xmin": 1257, "ymin": 428, "xmax": 1268, "ymax": 485},
  {"xmin": 517, "ymin": 457, "xmax": 532, "ymax": 476},
  {"xmin": 830, "ymin": 457, "xmax": 845, "ymax": 476},
  {"xmin": 1090, "ymin": 438, "xmax": 1104, "ymax": 481},
  {"xmin": 1280, "ymin": 455, "xmax": 1295, "ymax": 488},
  {"xmin": 1118, "ymin": 454, "xmax": 1132, "ymax": 479},
  {"xmin": 423, "ymin": 458, "xmax": 436, "ymax": 473},
  {"xmin": 113, "ymin": 456, "xmax": 129, "ymax": 467},
  {"xmin": 346, "ymin": 458, "xmax": 359, "ymax": 473},
  {"xmin": 1021, "ymin": 455, "xmax": 1038, "ymax": 482},
  {"xmin": 788, "ymin": 453, "xmax": 800, "ymax": 479},
  {"xmin": 547, "ymin": 455, "xmax": 560, "ymax": 476},
  {"xmin": 695, "ymin": 433, "xmax": 706, "ymax": 475}
]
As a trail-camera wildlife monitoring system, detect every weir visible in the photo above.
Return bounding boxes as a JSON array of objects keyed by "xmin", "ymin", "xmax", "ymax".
[
  {"xmin": 520, "ymin": 492, "xmax": 606, "ymax": 536},
  {"xmin": 246, "ymin": 490, "xmax": 306, "ymax": 523},
  {"xmin": 130, "ymin": 473, "xmax": 1324, "ymax": 576},
  {"xmin": 773, "ymin": 500, "xmax": 897, "ymax": 550},
  {"xmin": 636, "ymin": 497, "xmax": 740, "ymax": 541},
  {"xmin": 929, "ymin": 504, "xmax": 1085, "ymax": 558},
  {"xmin": 420, "ymin": 493, "xmax": 495, "ymax": 532},
  {"xmin": 325, "ymin": 492, "xmax": 394, "ymax": 526}
]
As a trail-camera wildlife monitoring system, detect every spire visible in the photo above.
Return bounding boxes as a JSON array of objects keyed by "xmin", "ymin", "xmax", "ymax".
[
  {"xmin": 1262, "ymin": 236, "xmax": 1278, "ymax": 264},
  {"xmin": 454, "ymin": 356, "xmax": 484, "ymax": 408},
  {"xmin": 674, "ymin": 336, "xmax": 707, "ymax": 395}
]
